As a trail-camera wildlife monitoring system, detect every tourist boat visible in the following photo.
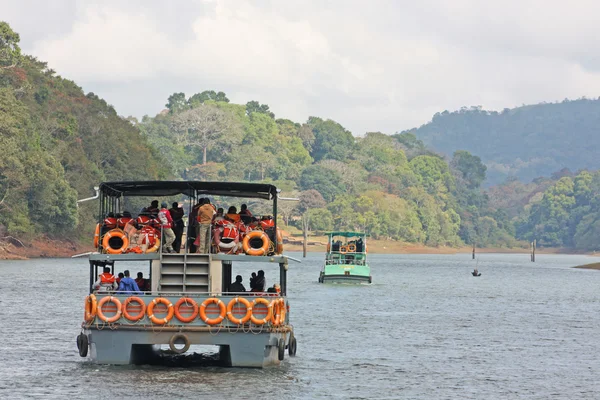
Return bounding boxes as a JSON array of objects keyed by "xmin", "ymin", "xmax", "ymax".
[
  {"xmin": 318, "ymin": 231, "xmax": 371, "ymax": 284},
  {"xmin": 76, "ymin": 181, "xmax": 298, "ymax": 367}
]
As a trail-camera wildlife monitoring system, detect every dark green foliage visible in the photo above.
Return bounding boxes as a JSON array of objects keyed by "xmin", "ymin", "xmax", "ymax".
[
  {"xmin": 406, "ymin": 101, "xmax": 600, "ymax": 185},
  {"xmin": 307, "ymin": 116, "xmax": 355, "ymax": 162},
  {"xmin": 299, "ymin": 165, "xmax": 346, "ymax": 202}
]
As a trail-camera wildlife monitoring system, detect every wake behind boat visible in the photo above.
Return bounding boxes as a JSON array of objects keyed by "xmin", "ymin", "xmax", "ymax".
[{"xmin": 318, "ymin": 231, "xmax": 371, "ymax": 284}]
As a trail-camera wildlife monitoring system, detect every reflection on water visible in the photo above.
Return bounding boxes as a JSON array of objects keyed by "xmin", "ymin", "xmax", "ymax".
[{"xmin": 1, "ymin": 253, "xmax": 600, "ymax": 399}]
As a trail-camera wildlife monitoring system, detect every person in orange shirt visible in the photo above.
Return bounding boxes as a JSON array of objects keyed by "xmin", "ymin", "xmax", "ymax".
[{"xmin": 196, "ymin": 198, "xmax": 216, "ymax": 253}]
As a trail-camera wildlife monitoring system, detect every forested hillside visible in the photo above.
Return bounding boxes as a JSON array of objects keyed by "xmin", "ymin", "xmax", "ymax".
[
  {"xmin": 404, "ymin": 100, "xmax": 600, "ymax": 185},
  {"xmin": 3, "ymin": 20, "xmax": 600, "ymax": 253},
  {"xmin": 0, "ymin": 22, "xmax": 168, "ymax": 241}
]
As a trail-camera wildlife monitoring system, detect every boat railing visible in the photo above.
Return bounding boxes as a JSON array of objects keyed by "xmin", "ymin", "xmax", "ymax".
[{"xmin": 85, "ymin": 292, "xmax": 288, "ymax": 328}]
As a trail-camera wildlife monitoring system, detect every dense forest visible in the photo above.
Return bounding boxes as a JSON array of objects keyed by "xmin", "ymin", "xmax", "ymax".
[
  {"xmin": 1, "ymin": 21, "xmax": 600, "ymax": 252},
  {"xmin": 405, "ymin": 101, "xmax": 600, "ymax": 185}
]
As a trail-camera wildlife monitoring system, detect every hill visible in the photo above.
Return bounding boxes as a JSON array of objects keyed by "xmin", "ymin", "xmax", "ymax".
[{"xmin": 403, "ymin": 100, "xmax": 600, "ymax": 185}]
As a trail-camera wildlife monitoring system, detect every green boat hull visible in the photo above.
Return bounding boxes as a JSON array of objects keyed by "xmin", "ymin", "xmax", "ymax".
[{"xmin": 319, "ymin": 263, "xmax": 371, "ymax": 284}]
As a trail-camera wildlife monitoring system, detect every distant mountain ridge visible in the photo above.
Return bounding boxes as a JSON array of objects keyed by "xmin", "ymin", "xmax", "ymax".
[{"xmin": 403, "ymin": 99, "xmax": 600, "ymax": 185}]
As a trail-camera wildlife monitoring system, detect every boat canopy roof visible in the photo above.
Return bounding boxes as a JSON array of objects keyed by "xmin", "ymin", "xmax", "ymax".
[
  {"xmin": 99, "ymin": 181, "xmax": 278, "ymax": 200},
  {"xmin": 327, "ymin": 231, "xmax": 366, "ymax": 238}
]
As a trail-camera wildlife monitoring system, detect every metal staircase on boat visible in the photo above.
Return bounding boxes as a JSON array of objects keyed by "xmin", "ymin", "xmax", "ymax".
[{"xmin": 159, "ymin": 253, "xmax": 210, "ymax": 292}]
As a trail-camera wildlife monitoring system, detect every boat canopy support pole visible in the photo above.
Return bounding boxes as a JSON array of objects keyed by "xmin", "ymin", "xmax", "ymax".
[
  {"xmin": 279, "ymin": 262, "xmax": 287, "ymax": 296},
  {"xmin": 222, "ymin": 261, "xmax": 232, "ymax": 293}
]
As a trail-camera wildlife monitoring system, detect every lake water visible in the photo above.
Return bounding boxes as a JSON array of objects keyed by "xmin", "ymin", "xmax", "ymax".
[{"xmin": 1, "ymin": 252, "xmax": 600, "ymax": 399}]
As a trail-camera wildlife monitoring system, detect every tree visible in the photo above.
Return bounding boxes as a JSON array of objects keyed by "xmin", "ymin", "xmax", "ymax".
[
  {"xmin": 299, "ymin": 165, "xmax": 346, "ymax": 202},
  {"xmin": 307, "ymin": 117, "xmax": 355, "ymax": 162},
  {"xmin": 165, "ymin": 92, "xmax": 187, "ymax": 114},
  {"xmin": 297, "ymin": 190, "xmax": 326, "ymax": 213},
  {"xmin": 451, "ymin": 150, "xmax": 487, "ymax": 189},
  {"xmin": 0, "ymin": 22, "xmax": 21, "ymax": 68},
  {"xmin": 246, "ymin": 100, "xmax": 274, "ymax": 118},
  {"xmin": 171, "ymin": 104, "xmax": 241, "ymax": 165},
  {"xmin": 188, "ymin": 90, "xmax": 229, "ymax": 108}
]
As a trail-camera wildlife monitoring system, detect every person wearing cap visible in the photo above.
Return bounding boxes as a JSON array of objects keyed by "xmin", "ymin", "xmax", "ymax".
[
  {"xmin": 196, "ymin": 198, "xmax": 216, "ymax": 254},
  {"xmin": 158, "ymin": 202, "xmax": 175, "ymax": 253}
]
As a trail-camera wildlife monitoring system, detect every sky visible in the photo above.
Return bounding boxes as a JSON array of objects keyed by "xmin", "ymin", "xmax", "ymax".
[{"xmin": 4, "ymin": 0, "xmax": 600, "ymax": 135}]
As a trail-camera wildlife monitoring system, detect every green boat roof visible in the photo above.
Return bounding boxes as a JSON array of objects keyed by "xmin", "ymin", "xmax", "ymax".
[{"xmin": 326, "ymin": 231, "xmax": 366, "ymax": 238}]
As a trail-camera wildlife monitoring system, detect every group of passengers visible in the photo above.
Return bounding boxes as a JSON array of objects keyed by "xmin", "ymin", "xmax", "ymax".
[
  {"xmin": 228, "ymin": 270, "xmax": 280, "ymax": 294},
  {"xmin": 93, "ymin": 267, "xmax": 150, "ymax": 294},
  {"xmin": 331, "ymin": 237, "xmax": 364, "ymax": 253},
  {"xmin": 103, "ymin": 197, "xmax": 265, "ymax": 254}
]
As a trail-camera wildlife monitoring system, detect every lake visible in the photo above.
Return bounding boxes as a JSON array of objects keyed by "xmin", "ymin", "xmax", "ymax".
[{"xmin": 1, "ymin": 252, "xmax": 600, "ymax": 399}]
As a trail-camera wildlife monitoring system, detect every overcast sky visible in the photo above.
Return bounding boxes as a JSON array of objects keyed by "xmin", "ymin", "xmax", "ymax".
[{"xmin": 4, "ymin": 0, "xmax": 600, "ymax": 135}]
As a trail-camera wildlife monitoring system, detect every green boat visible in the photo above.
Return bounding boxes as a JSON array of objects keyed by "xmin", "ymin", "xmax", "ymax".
[{"xmin": 318, "ymin": 231, "xmax": 371, "ymax": 284}]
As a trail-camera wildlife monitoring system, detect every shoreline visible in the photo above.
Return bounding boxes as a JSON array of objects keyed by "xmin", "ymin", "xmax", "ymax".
[{"xmin": 1, "ymin": 236, "xmax": 597, "ymax": 260}]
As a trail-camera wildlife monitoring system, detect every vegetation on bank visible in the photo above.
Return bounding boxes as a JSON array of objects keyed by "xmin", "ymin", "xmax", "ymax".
[{"xmin": 2, "ymin": 21, "xmax": 600, "ymax": 253}]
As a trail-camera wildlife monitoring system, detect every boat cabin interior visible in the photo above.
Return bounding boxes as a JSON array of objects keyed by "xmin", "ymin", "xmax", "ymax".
[{"xmin": 325, "ymin": 231, "xmax": 367, "ymax": 266}]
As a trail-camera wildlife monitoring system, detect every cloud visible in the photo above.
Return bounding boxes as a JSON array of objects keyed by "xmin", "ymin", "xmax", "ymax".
[{"xmin": 6, "ymin": 0, "xmax": 600, "ymax": 135}]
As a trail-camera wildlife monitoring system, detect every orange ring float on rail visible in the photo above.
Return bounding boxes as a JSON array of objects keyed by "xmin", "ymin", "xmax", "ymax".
[
  {"xmin": 122, "ymin": 296, "xmax": 146, "ymax": 321},
  {"xmin": 174, "ymin": 297, "xmax": 199, "ymax": 323},
  {"xmin": 271, "ymin": 298, "xmax": 284, "ymax": 326},
  {"xmin": 242, "ymin": 231, "xmax": 270, "ymax": 256},
  {"xmin": 199, "ymin": 298, "xmax": 226, "ymax": 325},
  {"xmin": 102, "ymin": 229, "xmax": 129, "ymax": 254},
  {"xmin": 347, "ymin": 243, "xmax": 356, "ymax": 252},
  {"xmin": 93, "ymin": 224, "xmax": 100, "ymax": 248},
  {"xmin": 339, "ymin": 245, "xmax": 347, "ymax": 254},
  {"xmin": 84, "ymin": 294, "xmax": 97, "ymax": 322},
  {"xmin": 147, "ymin": 297, "xmax": 174, "ymax": 325},
  {"xmin": 227, "ymin": 297, "xmax": 252, "ymax": 325},
  {"xmin": 96, "ymin": 296, "xmax": 122, "ymax": 323},
  {"xmin": 250, "ymin": 298, "xmax": 273, "ymax": 325}
]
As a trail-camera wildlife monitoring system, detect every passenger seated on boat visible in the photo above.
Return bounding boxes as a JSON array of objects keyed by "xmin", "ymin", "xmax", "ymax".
[
  {"xmin": 116, "ymin": 272, "xmax": 124, "ymax": 285},
  {"xmin": 93, "ymin": 267, "xmax": 117, "ymax": 292},
  {"xmin": 249, "ymin": 272, "xmax": 257, "ymax": 290},
  {"xmin": 239, "ymin": 204, "xmax": 253, "ymax": 224},
  {"xmin": 267, "ymin": 287, "xmax": 276, "ymax": 294},
  {"xmin": 332, "ymin": 240, "xmax": 341, "ymax": 252},
  {"xmin": 146, "ymin": 200, "xmax": 159, "ymax": 217},
  {"xmin": 356, "ymin": 238, "xmax": 364, "ymax": 252},
  {"xmin": 251, "ymin": 270, "xmax": 266, "ymax": 292},
  {"xmin": 225, "ymin": 206, "xmax": 240, "ymax": 223},
  {"xmin": 213, "ymin": 208, "xmax": 225, "ymax": 223},
  {"xmin": 229, "ymin": 275, "xmax": 246, "ymax": 293},
  {"xmin": 117, "ymin": 270, "xmax": 142, "ymax": 294},
  {"xmin": 135, "ymin": 272, "xmax": 149, "ymax": 292}
]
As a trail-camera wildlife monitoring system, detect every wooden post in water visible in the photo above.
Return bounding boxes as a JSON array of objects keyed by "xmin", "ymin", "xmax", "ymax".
[
  {"xmin": 532, "ymin": 239, "xmax": 536, "ymax": 262},
  {"xmin": 301, "ymin": 212, "xmax": 309, "ymax": 258},
  {"xmin": 472, "ymin": 243, "xmax": 475, "ymax": 260}
]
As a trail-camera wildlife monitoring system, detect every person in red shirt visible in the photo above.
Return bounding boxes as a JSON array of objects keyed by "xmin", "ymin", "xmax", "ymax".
[{"xmin": 158, "ymin": 202, "xmax": 175, "ymax": 253}]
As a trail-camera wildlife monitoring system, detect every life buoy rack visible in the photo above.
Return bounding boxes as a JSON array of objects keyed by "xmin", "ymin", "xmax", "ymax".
[
  {"xmin": 147, "ymin": 297, "xmax": 174, "ymax": 325},
  {"xmin": 250, "ymin": 298, "xmax": 273, "ymax": 325},
  {"xmin": 93, "ymin": 224, "xmax": 100, "ymax": 248},
  {"xmin": 84, "ymin": 294, "xmax": 97, "ymax": 322},
  {"xmin": 122, "ymin": 296, "xmax": 146, "ymax": 321},
  {"xmin": 102, "ymin": 229, "xmax": 129, "ymax": 254},
  {"xmin": 347, "ymin": 243, "xmax": 356, "ymax": 252},
  {"xmin": 226, "ymin": 297, "xmax": 252, "ymax": 325},
  {"xmin": 199, "ymin": 298, "xmax": 226, "ymax": 325},
  {"xmin": 96, "ymin": 296, "xmax": 122, "ymax": 323},
  {"xmin": 174, "ymin": 297, "xmax": 199, "ymax": 323},
  {"xmin": 243, "ymin": 231, "xmax": 270, "ymax": 256}
]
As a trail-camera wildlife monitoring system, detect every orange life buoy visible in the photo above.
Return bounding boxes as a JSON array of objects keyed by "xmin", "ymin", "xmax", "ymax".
[
  {"xmin": 122, "ymin": 296, "xmax": 146, "ymax": 321},
  {"xmin": 93, "ymin": 224, "xmax": 100, "ymax": 248},
  {"xmin": 339, "ymin": 245, "xmax": 347, "ymax": 254},
  {"xmin": 326, "ymin": 243, "xmax": 331, "ymax": 252},
  {"xmin": 174, "ymin": 297, "xmax": 199, "ymax": 323},
  {"xmin": 147, "ymin": 297, "xmax": 174, "ymax": 325},
  {"xmin": 271, "ymin": 298, "xmax": 285, "ymax": 326},
  {"xmin": 96, "ymin": 296, "xmax": 122, "ymax": 323},
  {"xmin": 84, "ymin": 294, "xmax": 97, "ymax": 322},
  {"xmin": 250, "ymin": 298, "xmax": 273, "ymax": 325},
  {"xmin": 146, "ymin": 238, "xmax": 160, "ymax": 253},
  {"xmin": 347, "ymin": 243, "xmax": 356, "ymax": 252},
  {"xmin": 242, "ymin": 231, "xmax": 270, "ymax": 256},
  {"xmin": 226, "ymin": 297, "xmax": 252, "ymax": 325},
  {"xmin": 102, "ymin": 229, "xmax": 129, "ymax": 254},
  {"xmin": 199, "ymin": 298, "xmax": 226, "ymax": 325}
]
